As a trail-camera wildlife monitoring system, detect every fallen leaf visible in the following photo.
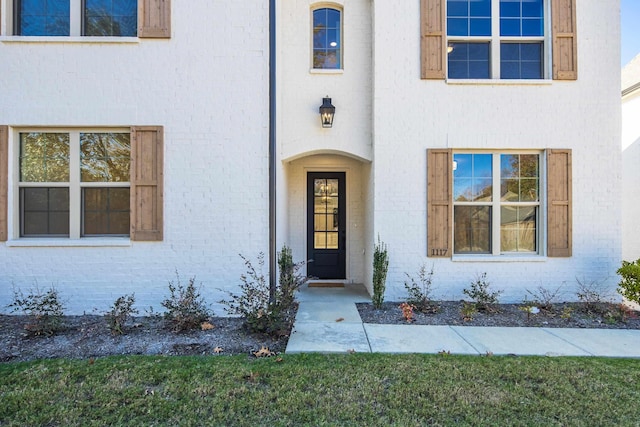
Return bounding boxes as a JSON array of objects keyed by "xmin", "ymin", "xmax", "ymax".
[
  {"xmin": 253, "ymin": 346, "xmax": 275, "ymax": 358},
  {"xmin": 213, "ymin": 346, "xmax": 223, "ymax": 354},
  {"xmin": 88, "ymin": 357, "xmax": 95, "ymax": 365},
  {"xmin": 336, "ymin": 317, "xmax": 345, "ymax": 322},
  {"xmin": 201, "ymin": 322, "xmax": 215, "ymax": 331},
  {"xmin": 275, "ymin": 357, "xmax": 284, "ymax": 363}
]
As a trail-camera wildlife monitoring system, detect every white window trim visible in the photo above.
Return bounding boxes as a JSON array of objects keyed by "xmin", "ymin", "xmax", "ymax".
[
  {"xmin": 10, "ymin": 127, "xmax": 131, "ymax": 242},
  {"xmin": 451, "ymin": 149, "xmax": 546, "ymax": 259},
  {"xmin": 445, "ymin": 0, "xmax": 552, "ymax": 81}
]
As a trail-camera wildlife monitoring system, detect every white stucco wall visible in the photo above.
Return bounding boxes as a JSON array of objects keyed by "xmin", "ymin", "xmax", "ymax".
[
  {"xmin": 371, "ymin": 0, "xmax": 622, "ymax": 302},
  {"xmin": 622, "ymin": 90, "xmax": 640, "ymax": 261},
  {"xmin": 0, "ymin": 2, "xmax": 270, "ymax": 314}
]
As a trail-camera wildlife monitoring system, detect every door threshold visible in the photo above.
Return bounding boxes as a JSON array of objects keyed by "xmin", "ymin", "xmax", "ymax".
[{"xmin": 307, "ymin": 280, "xmax": 346, "ymax": 288}]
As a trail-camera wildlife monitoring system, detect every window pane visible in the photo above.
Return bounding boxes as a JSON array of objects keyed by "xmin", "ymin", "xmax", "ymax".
[
  {"xmin": 84, "ymin": 0, "xmax": 137, "ymax": 36},
  {"xmin": 447, "ymin": 0, "xmax": 491, "ymax": 36},
  {"xmin": 501, "ymin": 206, "xmax": 536, "ymax": 252},
  {"xmin": 82, "ymin": 188, "xmax": 130, "ymax": 236},
  {"xmin": 500, "ymin": 154, "xmax": 539, "ymax": 201},
  {"xmin": 20, "ymin": 133, "xmax": 70, "ymax": 182},
  {"xmin": 19, "ymin": 0, "xmax": 70, "ymax": 36},
  {"xmin": 499, "ymin": 0, "xmax": 543, "ymax": 36},
  {"xmin": 454, "ymin": 206, "xmax": 491, "ymax": 254},
  {"xmin": 80, "ymin": 133, "xmax": 131, "ymax": 182},
  {"xmin": 448, "ymin": 42, "xmax": 490, "ymax": 79},
  {"xmin": 21, "ymin": 187, "xmax": 70, "ymax": 236},
  {"xmin": 454, "ymin": 154, "xmax": 493, "ymax": 201},
  {"xmin": 313, "ymin": 8, "xmax": 341, "ymax": 69},
  {"xmin": 500, "ymin": 43, "xmax": 542, "ymax": 79}
]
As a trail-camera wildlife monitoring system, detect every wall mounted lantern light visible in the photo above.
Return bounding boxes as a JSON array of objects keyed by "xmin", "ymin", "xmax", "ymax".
[{"xmin": 319, "ymin": 97, "xmax": 336, "ymax": 128}]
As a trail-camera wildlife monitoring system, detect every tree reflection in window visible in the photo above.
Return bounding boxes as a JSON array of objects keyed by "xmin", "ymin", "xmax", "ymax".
[{"xmin": 313, "ymin": 8, "xmax": 341, "ymax": 69}]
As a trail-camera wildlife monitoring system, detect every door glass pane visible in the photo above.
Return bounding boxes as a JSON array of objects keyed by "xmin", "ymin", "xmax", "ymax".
[
  {"xmin": 314, "ymin": 232, "xmax": 327, "ymax": 249},
  {"xmin": 454, "ymin": 206, "xmax": 491, "ymax": 253},
  {"xmin": 314, "ymin": 214, "xmax": 328, "ymax": 231},
  {"xmin": 501, "ymin": 206, "xmax": 536, "ymax": 252},
  {"xmin": 326, "ymin": 232, "xmax": 339, "ymax": 249}
]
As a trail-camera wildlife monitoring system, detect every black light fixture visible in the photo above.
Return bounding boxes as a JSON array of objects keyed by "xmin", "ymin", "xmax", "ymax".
[{"xmin": 319, "ymin": 97, "xmax": 336, "ymax": 128}]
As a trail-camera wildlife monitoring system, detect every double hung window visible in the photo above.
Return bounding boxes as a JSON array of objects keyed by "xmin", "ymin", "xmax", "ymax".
[
  {"xmin": 312, "ymin": 7, "xmax": 342, "ymax": 69},
  {"xmin": 427, "ymin": 149, "xmax": 571, "ymax": 259},
  {"xmin": 446, "ymin": 0, "xmax": 545, "ymax": 79},
  {"xmin": 453, "ymin": 152, "xmax": 540, "ymax": 254},
  {"xmin": 14, "ymin": 0, "xmax": 137, "ymax": 36},
  {"xmin": 19, "ymin": 131, "xmax": 131, "ymax": 237}
]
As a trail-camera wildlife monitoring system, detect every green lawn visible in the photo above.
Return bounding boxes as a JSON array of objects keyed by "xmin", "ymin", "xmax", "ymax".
[{"xmin": 1, "ymin": 354, "xmax": 639, "ymax": 426}]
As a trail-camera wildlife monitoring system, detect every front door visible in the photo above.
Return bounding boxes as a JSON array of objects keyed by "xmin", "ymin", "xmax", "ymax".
[{"xmin": 307, "ymin": 172, "xmax": 346, "ymax": 279}]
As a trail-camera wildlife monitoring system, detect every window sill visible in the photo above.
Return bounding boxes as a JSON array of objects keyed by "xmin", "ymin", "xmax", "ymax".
[
  {"xmin": 0, "ymin": 36, "xmax": 139, "ymax": 44},
  {"xmin": 5, "ymin": 238, "xmax": 131, "ymax": 247},
  {"xmin": 309, "ymin": 69, "xmax": 344, "ymax": 75},
  {"xmin": 446, "ymin": 79, "xmax": 552, "ymax": 86},
  {"xmin": 452, "ymin": 255, "xmax": 546, "ymax": 262}
]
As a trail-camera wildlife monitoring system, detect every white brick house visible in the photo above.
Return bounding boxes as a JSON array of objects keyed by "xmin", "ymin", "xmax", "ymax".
[
  {"xmin": 622, "ymin": 54, "xmax": 640, "ymax": 262},
  {"xmin": 0, "ymin": 0, "xmax": 621, "ymax": 314}
]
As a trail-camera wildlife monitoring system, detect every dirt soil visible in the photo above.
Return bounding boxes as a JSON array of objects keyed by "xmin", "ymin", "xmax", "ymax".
[
  {"xmin": 358, "ymin": 301, "xmax": 640, "ymax": 329},
  {"xmin": 0, "ymin": 314, "xmax": 293, "ymax": 364},
  {"xmin": 3, "ymin": 301, "xmax": 639, "ymax": 364}
]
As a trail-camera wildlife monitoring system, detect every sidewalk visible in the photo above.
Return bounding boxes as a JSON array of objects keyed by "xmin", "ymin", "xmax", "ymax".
[{"xmin": 285, "ymin": 284, "xmax": 640, "ymax": 357}]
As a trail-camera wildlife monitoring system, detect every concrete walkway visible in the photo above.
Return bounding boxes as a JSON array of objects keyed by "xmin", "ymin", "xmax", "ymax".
[{"xmin": 285, "ymin": 284, "xmax": 640, "ymax": 357}]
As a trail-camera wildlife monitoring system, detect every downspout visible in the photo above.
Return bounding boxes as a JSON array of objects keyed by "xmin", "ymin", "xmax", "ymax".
[{"xmin": 269, "ymin": 0, "xmax": 277, "ymax": 303}]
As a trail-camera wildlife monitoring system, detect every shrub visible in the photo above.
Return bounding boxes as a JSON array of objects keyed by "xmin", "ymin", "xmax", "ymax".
[
  {"xmin": 462, "ymin": 273, "xmax": 502, "ymax": 311},
  {"xmin": 404, "ymin": 264, "xmax": 437, "ymax": 313},
  {"xmin": 372, "ymin": 237, "xmax": 389, "ymax": 309},
  {"xmin": 221, "ymin": 247, "xmax": 306, "ymax": 335},
  {"xmin": 617, "ymin": 259, "xmax": 640, "ymax": 306},
  {"xmin": 7, "ymin": 285, "xmax": 66, "ymax": 336},
  {"xmin": 105, "ymin": 294, "xmax": 138, "ymax": 335},
  {"xmin": 277, "ymin": 245, "xmax": 306, "ymax": 309},
  {"xmin": 575, "ymin": 277, "xmax": 610, "ymax": 315},
  {"xmin": 161, "ymin": 273, "xmax": 211, "ymax": 332},
  {"xmin": 525, "ymin": 284, "xmax": 564, "ymax": 311}
]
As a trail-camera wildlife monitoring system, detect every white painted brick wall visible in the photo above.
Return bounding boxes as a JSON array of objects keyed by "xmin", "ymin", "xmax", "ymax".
[
  {"xmin": 0, "ymin": 2, "xmax": 270, "ymax": 314},
  {"xmin": 622, "ymin": 92, "xmax": 640, "ymax": 261},
  {"xmin": 371, "ymin": 0, "xmax": 622, "ymax": 303}
]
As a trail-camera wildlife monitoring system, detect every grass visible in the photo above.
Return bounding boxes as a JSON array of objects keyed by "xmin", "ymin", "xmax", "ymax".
[{"xmin": 1, "ymin": 353, "xmax": 640, "ymax": 426}]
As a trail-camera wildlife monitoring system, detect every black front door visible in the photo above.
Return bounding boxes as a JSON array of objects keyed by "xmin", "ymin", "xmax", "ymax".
[{"xmin": 307, "ymin": 172, "xmax": 346, "ymax": 279}]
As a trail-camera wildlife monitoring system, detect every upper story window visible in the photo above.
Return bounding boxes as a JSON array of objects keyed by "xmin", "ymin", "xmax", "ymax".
[
  {"xmin": 312, "ymin": 7, "xmax": 342, "ymax": 69},
  {"xmin": 6, "ymin": 0, "xmax": 171, "ymax": 39},
  {"xmin": 446, "ymin": 0, "xmax": 546, "ymax": 80},
  {"xmin": 14, "ymin": 0, "xmax": 137, "ymax": 36}
]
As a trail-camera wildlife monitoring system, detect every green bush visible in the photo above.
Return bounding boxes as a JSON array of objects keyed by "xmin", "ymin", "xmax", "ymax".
[
  {"xmin": 617, "ymin": 259, "xmax": 640, "ymax": 305},
  {"xmin": 372, "ymin": 237, "xmax": 389, "ymax": 309},
  {"xmin": 463, "ymin": 273, "xmax": 502, "ymax": 311},
  {"xmin": 105, "ymin": 294, "xmax": 138, "ymax": 335},
  {"xmin": 404, "ymin": 264, "xmax": 438, "ymax": 313},
  {"xmin": 161, "ymin": 273, "xmax": 211, "ymax": 332},
  {"xmin": 221, "ymin": 247, "xmax": 306, "ymax": 335},
  {"xmin": 7, "ymin": 285, "xmax": 66, "ymax": 336}
]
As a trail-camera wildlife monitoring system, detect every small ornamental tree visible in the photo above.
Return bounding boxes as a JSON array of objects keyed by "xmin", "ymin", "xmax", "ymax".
[
  {"xmin": 372, "ymin": 237, "xmax": 389, "ymax": 309},
  {"xmin": 617, "ymin": 259, "xmax": 640, "ymax": 306}
]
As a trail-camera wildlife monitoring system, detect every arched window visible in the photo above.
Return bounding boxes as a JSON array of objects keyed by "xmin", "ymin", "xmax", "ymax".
[{"xmin": 312, "ymin": 8, "xmax": 342, "ymax": 69}]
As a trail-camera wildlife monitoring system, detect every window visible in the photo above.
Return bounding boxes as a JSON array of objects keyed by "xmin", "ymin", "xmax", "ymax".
[
  {"xmin": 18, "ymin": 131, "xmax": 131, "ymax": 237},
  {"xmin": 453, "ymin": 152, "xmax": 540, "ymax": 254},
  {"xmin": 446, "ymin": 0, "xmax": 545, "ymax": 79},
  {"xmin": 427, "ymin": 149, "xmax": 571, "ymax": 258},
  {"xmin": 11, "ymin": 0, "xmax": 171, "ymax": 38},
  {"xmin": 421, "ymin": 0, "xmax": 576, "ymax": 80},
  {"xmin": 1, "ymin": 126, "xmax": 163, "ymax": 243},
  {"xmin": 312, "ymin": 7, "xmax": 342, "ymax": 69}
]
